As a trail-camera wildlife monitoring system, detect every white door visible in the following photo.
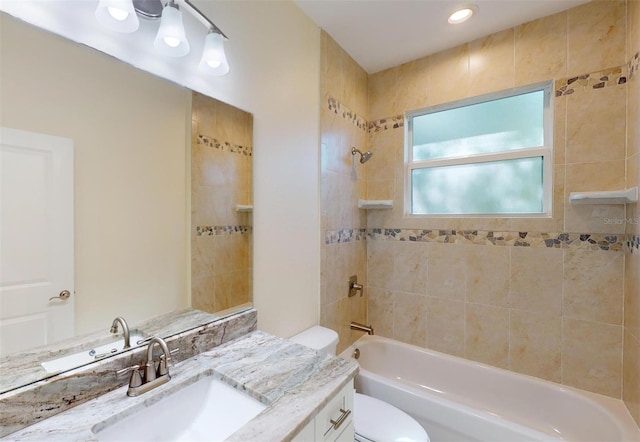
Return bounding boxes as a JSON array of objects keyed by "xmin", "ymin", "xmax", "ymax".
[{"xmin": 0, "ymin": 127, "xmax": 74, "ymax": 356}]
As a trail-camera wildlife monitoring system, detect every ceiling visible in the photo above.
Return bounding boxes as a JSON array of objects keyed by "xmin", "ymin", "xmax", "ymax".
[{"xmin": 293, "ymin": 0, "xmax": 591, "ymax": 74}]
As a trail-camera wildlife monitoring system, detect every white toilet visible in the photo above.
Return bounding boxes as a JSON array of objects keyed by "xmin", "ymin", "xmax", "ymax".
[{"xmin": 290, "ymin": 326, "xmax": 430, "ymax": 442}]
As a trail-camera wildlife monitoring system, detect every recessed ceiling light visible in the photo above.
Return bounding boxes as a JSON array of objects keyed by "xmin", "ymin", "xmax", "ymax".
[{"xmin": 448, "ymin": 6, "xmax": 476, "ymax": 24}]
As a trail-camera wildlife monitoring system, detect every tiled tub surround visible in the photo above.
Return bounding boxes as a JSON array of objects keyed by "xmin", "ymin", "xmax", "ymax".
[
  {"xmin": 191, "ymin": 92, "xmax": 253, "ymax": 315},
  {"xmin": 320, "ymin": 0, "xmax": 637, "ymax": 408},
  {"xmin": 0, "ymin": 308, "xmax": 257, "ymax": 437},
  {"xmin": 2, "ymin": 331, "xmax": 358, "ymax": 442}
]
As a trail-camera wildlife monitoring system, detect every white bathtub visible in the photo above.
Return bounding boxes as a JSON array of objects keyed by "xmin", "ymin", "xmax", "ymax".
[{"xmin": 340, "ymin": 335, "xmax": 640, "ymax": 442}]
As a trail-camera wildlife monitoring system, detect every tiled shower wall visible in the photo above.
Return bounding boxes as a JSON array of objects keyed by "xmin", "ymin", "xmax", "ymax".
[
  {"xmin": 624, "ymin": 0, "xmax": 640, "ymax": 426},
  {"xmin": 191, "ymin": 92, "xmax": 253, "ymax": 314},
  {"xmin": 320, "ymin": 32, "xmax": 369, "ymax": 353},
  {"xmin": 364, "ymin": 0, "xmax": 631, "ymax": 401},
  {"xmin": 321, "ymin": 0, "xmax": 638, "ymax": 409}
]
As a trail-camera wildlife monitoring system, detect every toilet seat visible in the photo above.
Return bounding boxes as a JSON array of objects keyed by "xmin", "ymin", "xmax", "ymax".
[{"xmin": 353, "ymin": 393, "xmax": 430, "ymax": 442}]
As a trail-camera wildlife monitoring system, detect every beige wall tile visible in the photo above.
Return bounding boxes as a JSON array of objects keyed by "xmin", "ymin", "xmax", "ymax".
[
  {"xmin": 563, "ymin": 249, "xmax": 624, "ymax": 324},
  {"xmin": 397, "ymin": 56, "xmax": 430, "ymax": 113},
  {"xmin": 192, "ymin": 275, "xmax": 215, "ymax": 313},
  {"xmin": 510, "ymin": 247, "xmax": 563, "ymax": 315},
  {"xmin": 625, "ymin": 251, "xmax": 640, "ymax": 339},
  {"xmin": 510, "ymin": 310, "xmax": 561, "ymax": 382},
  {"xmin": 515, "ymin": 11, "xmax": 568, "ymax": 86},
  {"xmin": 191, "ymin": 234, "xmax": 215, "ymax": 279},
  {"xmin": 430, "ymin": 45, "xmax": 470, "ymax": 106},
  {"xmin": 367, "ymin": 240, "xmax": 394, "ymax": 290},
  {"xmin": 630, "ymin": 0, "xmax": 640, "ymax": 57},
  {"xmin": 367, "ymin": 287, "xmax": 394, "ymax": 338},
  {"xmin": 428, "ymin": 243, "xmax": 466, "ymax": 300},
  {"xmin": 466, "ymin": 245, "xmax": 510, "ymax": 307},
  {"xmin": 564, "ymin": 160, "xmax": 626, "ymax": 234},
  {"xmin": 368, "ymin": 128, "xmax": 398, "ymax": 181},
  {"xmin": 623, "ymin": 330, "xmax": 640, "ymax": 426},
  {"xmin": 427, "ymin": 296, "xmax": 465, "ymax": 357},
  {"xmin": 392, "ymin": 241, "xmax": 428, "ymax": 294},
  {"xmin": 566, "ymin": 85, "xmax": 626, "ymax": 164},
  {"xmin": 369, "ymin": 66, "xmax": 398, "ymax": 121},
  {"xmin": 469, "ymin": 28, "xmax": 515, "ymax": 96},
  {"xmin": 562, "ymin": 318, "xmax": 622, "ymax": 398},
  {"xmin": 628, "ymin": 78, "xmax": 640, "ymax": 160},
  {"xmin": 325, "ymin": 33, "xmax": 347, "ymax": 103},
  {"xmin": 393, "ymin": 291, "xmax": 427, "ymax": 347},
  {"xmin": 554, "ymin": 95, "xmax": 567, "ymax": 165},
  {"xmin": 567, "ymin": 0, "xmax": 626, "ymax": 76},
  {"xmin": 465, "ymin": 303, "xmax": 510, "ymax": 369}
]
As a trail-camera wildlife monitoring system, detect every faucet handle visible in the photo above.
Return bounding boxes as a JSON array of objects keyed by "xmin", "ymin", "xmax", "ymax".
[
  {"xmin": 115, "ymin": 364, "xmax": 143, "ymax": 388},
  {"xmin": 156, "ymin": 348, "xmax": 179, "ymax": 376}
]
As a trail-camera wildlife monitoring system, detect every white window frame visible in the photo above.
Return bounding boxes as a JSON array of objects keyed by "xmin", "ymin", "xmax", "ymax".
[{"xmin": 405, "ymin": 81, "xmax": 554, "ymax": 218}]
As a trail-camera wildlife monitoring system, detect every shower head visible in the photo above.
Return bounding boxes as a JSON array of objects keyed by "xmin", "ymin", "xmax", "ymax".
[{"xmin": 351, "ymin": 147, "xmax": 373, "ymax": 164}]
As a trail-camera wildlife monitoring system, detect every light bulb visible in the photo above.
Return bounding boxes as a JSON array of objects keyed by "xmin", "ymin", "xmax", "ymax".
[
  {"xmin": 107, "ymin": 7, "xmax": 129, "ymax": 21},
  {"xmin": 207, "ymin": 60, "xmax": 222, "ymax": 68},
  {"xmin": 164, "ymin": 37, "xmax": 181, "ymax": 48},
  {"xmin": 95, "ymin": 0, "xmax": 139, "ymax": 33},
  {"xmin": 448, "ymin": 7, "xmax": 475, "ymax": 24}
]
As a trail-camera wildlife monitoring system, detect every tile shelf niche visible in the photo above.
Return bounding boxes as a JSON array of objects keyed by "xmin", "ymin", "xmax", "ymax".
[
  {"xmin": 569, "ymin": 187, "xmax": 638, "ymax": 205},
  {"xmin": 358, "ymin": 199, "xmax": 393, "ymax": 209}
]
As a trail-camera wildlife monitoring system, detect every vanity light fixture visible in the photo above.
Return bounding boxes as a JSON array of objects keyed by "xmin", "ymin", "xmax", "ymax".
[
  {"xmin": 95, "ymin": 0, "xmax": 230, "ymax": 75},
  {"xmin": 448, "ymin": 5, "xmax": 477, "ymax": 24}
]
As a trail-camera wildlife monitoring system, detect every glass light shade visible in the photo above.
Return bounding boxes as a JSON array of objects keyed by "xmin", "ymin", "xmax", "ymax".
[
  {"xmin": 199, "ymin": 32, "xmax": 230, "ymax": 76},
  {"xmin": 153, "ymin": 4, "xmax": 190, "ymax": 57},
  {"xmin": 95, "ymin": 0, "xmax": 139, "ymax": 33}
]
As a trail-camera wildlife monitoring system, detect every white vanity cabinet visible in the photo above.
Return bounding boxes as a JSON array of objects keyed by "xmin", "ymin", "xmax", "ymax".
[{"xmin": 293, "ymin": 380, "xmax": 354, "ymax": 442}]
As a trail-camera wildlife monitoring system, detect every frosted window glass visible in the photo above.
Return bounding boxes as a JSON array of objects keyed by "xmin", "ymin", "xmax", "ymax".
[
  {"xmin": 413, "ymin": 90, "xmax": 544, "ymax": 161},
  {"xmin": 411, "ymin": 157, "xmax": 544, "ymax": 215}
]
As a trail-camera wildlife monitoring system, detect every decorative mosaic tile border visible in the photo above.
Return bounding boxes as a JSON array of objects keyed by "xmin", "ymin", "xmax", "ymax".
[
  {"xmin": 628, "ymin": 234, "xmax": 640, "ymax": 254},
  {"xmin": 555, "ymin": 65, "xmax": 628, "ymax": 97},
  {"xmin": 325, "ymin": 228, "xmax": 367, "ymax": 244},
  {"xmin": 197, "ymin": 134, "xmax": 252, "ymax": 157},
  {"xmin": 196, "ymin": 225, "xmax": 252, "ymax": 236},
  {"xmin": 368, "ymin": 115, "xmax": 404, "ymax": 132},
  {"xmin": 327, "ymin": 97, "xmax": 368, "ymax": 132},
  {"xmin": 628, "ymin": 52, "xmax": 640, "ymax": 81},
  {"xmin": 326, "ymin": 228, "xmax": 623, "ymax": 252}
]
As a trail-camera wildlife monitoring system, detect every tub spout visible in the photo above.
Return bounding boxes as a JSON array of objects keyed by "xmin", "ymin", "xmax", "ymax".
[{"xmin": 350, "ymin": 321, "xmax": 374, "ymax": 335}]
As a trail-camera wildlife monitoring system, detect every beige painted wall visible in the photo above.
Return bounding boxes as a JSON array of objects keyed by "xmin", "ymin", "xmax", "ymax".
[
  {"xmin": 0, "ymin": 14, "xmax": 191, "ymax": 334},
  {"xmin": 1, "ymin": 0, "xmax": 322, "ymax": 339}
]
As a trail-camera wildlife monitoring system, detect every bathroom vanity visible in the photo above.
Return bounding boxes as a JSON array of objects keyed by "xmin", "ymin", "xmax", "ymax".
[{"xmin": 1, "ymin": 330, "xmax": 358, "ymax": 441}]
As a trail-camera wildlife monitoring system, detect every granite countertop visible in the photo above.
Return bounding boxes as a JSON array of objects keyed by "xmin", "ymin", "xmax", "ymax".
[
  {"xmin": 3, "ymin": 331, "xmax": 359, "ymax": 442},
  {"xmin": 0, "ymin": 308, "xmax": 221, "ymax": 394}
]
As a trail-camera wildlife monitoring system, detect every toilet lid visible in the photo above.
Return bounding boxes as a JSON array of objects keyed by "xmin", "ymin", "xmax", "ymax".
[{"xmin": 353, "ymin": 393, "xmax": 430, "ymax": 442}]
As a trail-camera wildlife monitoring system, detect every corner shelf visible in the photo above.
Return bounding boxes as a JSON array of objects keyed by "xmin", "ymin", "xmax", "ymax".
[
  {"xmin": 569, "ymin": 187, "xmax": 638, "ymax": 205},
  {"xmin": 358, "ymin": 199, "xmax": 393, "ymax": 209},
  {"xmin": 235, "ymin": 204, "xmax": 253, "ymax": 212}
]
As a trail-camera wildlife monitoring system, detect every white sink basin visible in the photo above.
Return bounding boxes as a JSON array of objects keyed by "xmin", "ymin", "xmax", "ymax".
[
  {"xmin": 94, "ymin": 376, "xmax": 266, "ymax": 441},
  {"xmin": 40, "ymin": 333, "xmax": 147, "ymax": 373}
]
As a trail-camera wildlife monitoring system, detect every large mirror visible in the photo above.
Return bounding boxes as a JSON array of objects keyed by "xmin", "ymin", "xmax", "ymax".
[{"xmin": 0, "ymin": 12, "xmax": 252, "ymax": 392}]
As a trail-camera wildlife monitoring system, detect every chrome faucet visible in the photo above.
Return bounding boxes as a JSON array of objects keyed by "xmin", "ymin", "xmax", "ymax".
[
  {"xmin": 350, "ymin": 321, "xmax": 374, "ymax": 335},
  {"xmin": 116, "ymin": 336, "xmax": 177, "ymax": 397},
  {"xmin": 110, "ymin": 316, "xmax": 131, "ymax": 349}
]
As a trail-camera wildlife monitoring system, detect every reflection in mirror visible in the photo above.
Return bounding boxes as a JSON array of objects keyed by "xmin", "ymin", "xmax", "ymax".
[
  {"xmin": 191, "ymin": 92, "xmax": 253, "ymax": 313},
  {"xmin": 0, "ymin": 12, "xmax": 253, "ymax": 393}
]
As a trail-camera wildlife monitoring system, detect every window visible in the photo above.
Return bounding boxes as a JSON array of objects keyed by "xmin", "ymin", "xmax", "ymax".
[{"xmin": 406, "ymin": 82, "xmax": 553, "ymax": 216}]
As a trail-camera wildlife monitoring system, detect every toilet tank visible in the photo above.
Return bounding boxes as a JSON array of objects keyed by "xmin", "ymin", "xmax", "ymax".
[{"xmin": 289, "ymin": 326, "xmax": 339, "ymax": 355}]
